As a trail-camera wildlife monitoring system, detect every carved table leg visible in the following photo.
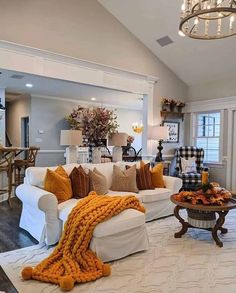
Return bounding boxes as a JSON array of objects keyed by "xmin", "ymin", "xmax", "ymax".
[
  {"xmin": 212, "ymin": 211, "xmax": 228, "ymax": 247},
  {"xmin": 174, "ymin": 206, "xmax": 188, "ymax": 238}
]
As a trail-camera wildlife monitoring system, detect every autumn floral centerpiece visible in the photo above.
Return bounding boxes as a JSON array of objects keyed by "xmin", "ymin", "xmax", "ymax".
[
  {"xmin": 66, "ymin": 106, "xmax": 119, "ymax": 146},
  {"xmin": 173, "ymin": 183, "xmax": 232, "ymax": 206}
]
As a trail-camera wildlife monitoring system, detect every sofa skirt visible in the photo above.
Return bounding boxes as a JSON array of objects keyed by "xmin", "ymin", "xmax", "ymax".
[{"xmin": 90, "ymin": 224, "xmax": 149, "ymax": 262}]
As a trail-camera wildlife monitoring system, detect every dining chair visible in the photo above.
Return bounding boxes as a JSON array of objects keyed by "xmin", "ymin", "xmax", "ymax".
[{"xmin": 13, "ymin": 146, "xmax": 40, "ymax": 186}]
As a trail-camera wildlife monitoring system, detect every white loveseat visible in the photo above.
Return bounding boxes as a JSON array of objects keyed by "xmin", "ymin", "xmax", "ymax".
[{"xmin": 16, "ymin": 162, "xmax": 182, "ymax": 261}]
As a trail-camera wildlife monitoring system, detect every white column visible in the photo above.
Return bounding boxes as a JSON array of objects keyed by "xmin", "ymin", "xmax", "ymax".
[
  {"xmin": 0, "ymin": 88, "xmax": 5, "ymax": 146},
  {"xmin": 142, "ymin": 80, "xmax": 155, "ymax": 159}
]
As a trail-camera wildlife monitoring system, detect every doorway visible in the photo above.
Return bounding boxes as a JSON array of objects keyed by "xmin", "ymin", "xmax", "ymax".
[{"xmin": 21, "ymin": 116, "xmax": 29, "ymax": 148}]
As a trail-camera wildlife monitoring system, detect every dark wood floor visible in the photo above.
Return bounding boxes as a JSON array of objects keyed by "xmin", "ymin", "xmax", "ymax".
[{"xmin": 0, "ymin": 197, "xmax": 38, "ymax": 293}]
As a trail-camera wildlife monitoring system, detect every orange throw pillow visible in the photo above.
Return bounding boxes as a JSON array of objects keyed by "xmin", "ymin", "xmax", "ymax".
[
  {"xmin": 44, "ymin": 166, "xmax": 72, "ymax": 203},
  {"xmin": 136, "ymin": 161, "xmax": 154, "ymax": 190},
  {"xmin": 150, "ymin": 163, "xmax": 165, "ymax": 188}
]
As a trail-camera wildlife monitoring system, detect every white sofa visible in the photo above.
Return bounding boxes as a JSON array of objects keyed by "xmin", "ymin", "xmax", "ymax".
[{"xmin": 16, "ymin": 162, "xmax": 182, "ymax": 261}]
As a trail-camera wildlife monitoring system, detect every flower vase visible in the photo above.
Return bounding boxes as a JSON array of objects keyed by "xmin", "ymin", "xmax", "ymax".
[
  {"xmin": 169, "ymin": 104, "xmax": 175, "ymax": 112},
  {"xmin": 177, "ymin": 106, "xmax": 183, "ymax": 113},
  {"xmin": 92, "ymin": 147, "xmax": 101, "ymax": 164}
]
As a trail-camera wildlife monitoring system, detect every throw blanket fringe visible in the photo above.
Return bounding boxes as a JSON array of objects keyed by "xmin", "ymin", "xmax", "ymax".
[{"xmin": 21, "ymin": 192, "xmax": 145, "ymax": 291}]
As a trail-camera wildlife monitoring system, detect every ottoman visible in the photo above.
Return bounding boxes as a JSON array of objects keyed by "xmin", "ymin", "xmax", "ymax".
[{"xmin": 59, "ymin": 198, "xmax": 149, "ymax": 262}]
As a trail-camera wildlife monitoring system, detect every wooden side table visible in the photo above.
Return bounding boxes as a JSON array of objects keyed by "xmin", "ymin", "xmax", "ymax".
[{"xmin": 171, "ymin": 194, "xmax": 236, "ymax": 247}]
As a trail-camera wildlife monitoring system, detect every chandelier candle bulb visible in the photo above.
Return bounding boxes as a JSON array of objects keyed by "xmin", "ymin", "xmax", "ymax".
[{"xmin": 179, "ymin": 0, "xmax": 236, "ymax": 39}]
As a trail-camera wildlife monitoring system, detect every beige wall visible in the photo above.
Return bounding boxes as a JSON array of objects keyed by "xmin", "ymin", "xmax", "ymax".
[
  {"xmin": 0, "ymin": 0, "xmax": 188, "ymax": 158},
  {"xmin": 188, "ymin": 78, "xmax": 236, "ymax": 101},
  {"xmin": 0, "ymin": 0, "xmax": 187, "ymax": 104},
  {"xmin": 6, "ymin": 95, "xmax": 30, "ymax": 146}
]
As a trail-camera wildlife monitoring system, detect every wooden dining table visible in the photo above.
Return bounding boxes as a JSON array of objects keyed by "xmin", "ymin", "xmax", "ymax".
[{"xmin": 0, "ymin": 146, "xmax": 29, "ymax": 206}]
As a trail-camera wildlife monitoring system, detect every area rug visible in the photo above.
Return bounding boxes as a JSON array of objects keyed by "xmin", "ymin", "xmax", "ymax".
[{"xmin": 2, "ymin": 211, "xmax": 236, "ymax": 293}]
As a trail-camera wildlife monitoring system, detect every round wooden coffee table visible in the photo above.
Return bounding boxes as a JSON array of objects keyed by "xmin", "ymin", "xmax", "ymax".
[{"xmin": 171, "ymin": 194, "xmax": 236, "ymax": 247}]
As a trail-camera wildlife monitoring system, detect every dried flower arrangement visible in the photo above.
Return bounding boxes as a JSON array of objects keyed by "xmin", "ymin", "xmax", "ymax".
[
  {"xmin": 173, "ymin": 183, "xmax": 232, "ymax": 206},
  {"xmin": 66, "ymin": 106, "xmax": 119, "ymax": 145},
  {"xmin": 127, "ymin": 135, "xmax": 135, "ymax": 144},
  {"xmin": 161, "ymin": 97, "xmax": 185, "ymax": 112}
]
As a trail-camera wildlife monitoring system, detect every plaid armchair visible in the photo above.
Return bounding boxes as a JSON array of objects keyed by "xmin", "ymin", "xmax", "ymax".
[{"xmin": 175, "ymin": 146, "xmax": 208, "ymax": 190}]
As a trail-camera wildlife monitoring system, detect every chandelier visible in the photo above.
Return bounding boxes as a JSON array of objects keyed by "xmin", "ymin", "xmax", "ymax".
[
  {"xmin": 132, "ymin": 121, "xmax": 143, "ymax": 134},
  {"xmin": 179, "ymin": 0, "xmax": 236, "ymax": 39}
]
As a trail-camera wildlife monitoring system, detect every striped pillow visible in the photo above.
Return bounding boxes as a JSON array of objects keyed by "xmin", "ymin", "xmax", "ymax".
[{"xmin": 69, "ymin": 166, "xmax": 90, "ymax": 198}]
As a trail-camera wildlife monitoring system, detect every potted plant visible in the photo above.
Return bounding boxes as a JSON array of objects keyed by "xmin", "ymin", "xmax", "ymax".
[
  {"xmin": 169, "ymin": 99, "xmax": 177, "ymax": 112},
  {"xmin": 161, "ymin": 97, "xmax": 170, "ymax": 111},
  {"xmin": 176, "ymin": 101, "xmax": 185, "ymax": 113}
]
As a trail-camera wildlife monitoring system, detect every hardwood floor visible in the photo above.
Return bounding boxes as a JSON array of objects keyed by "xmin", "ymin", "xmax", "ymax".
[{"xmin": 0, "ymin": 197, "xmax": 38, "ymax": 293}]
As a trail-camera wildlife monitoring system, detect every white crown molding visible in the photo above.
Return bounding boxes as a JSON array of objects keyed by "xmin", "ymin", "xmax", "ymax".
[
  {"xmin": 185, "ymin": 96, "xmax": 236, "ymax": 112},
  {"xmin": 0, "ymin": 40, "xmax": 158, "ymax": 95},
  {"xmin": 31, "ymin": 94, "xmax": 142, "ymax": 111}
]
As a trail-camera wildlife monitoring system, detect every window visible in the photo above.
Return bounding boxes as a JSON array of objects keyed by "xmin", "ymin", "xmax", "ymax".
[{"xmin": 194, "ymin": 111, "xmax": 221, "ymax": 163}]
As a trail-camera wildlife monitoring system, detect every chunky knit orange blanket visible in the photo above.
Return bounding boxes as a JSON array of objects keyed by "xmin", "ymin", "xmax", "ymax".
[{"xmin": 21, "ymin": 192, "xmax": 145, "ymax": 291}]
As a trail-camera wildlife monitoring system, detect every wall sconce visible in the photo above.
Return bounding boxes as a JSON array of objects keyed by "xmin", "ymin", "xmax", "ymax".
[{"xmin": 132, "ymin": 121, "xmax": 143, "ymax": 134}]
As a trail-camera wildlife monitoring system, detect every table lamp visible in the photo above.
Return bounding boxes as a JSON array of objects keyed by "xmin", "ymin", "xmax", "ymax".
[
  {"xmin": 108, "ymin": 132, "xmax": 128, "ymax": 162},
  {"xmin": 149, "ymin": 126, "xmax": 169, "ymax": 162},
  {"xmin": 60, "ymin": 130, "xmax": 83, "ymax": 164}
]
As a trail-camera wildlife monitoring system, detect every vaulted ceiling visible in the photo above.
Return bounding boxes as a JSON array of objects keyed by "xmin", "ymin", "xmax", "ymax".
[{"xmin": 99, "ymin": 0, "xmax": 236, "ymax": 86}]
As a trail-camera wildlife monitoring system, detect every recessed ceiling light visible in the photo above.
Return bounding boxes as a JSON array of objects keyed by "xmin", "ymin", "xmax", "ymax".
[
  {"xmin": 25, "ymin": 83, "xmax": 33, "ymax": 88},
  {"xmin": 91, "ymin": 97, "xmax": 96, "ymax": 101}
]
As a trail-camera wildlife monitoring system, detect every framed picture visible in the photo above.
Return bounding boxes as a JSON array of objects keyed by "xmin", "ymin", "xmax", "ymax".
[{"xmin": 162, "ymin": 121, "xmax": 179, "ymax": 143}]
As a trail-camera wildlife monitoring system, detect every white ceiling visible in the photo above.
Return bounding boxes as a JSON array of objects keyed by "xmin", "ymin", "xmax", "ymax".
[
  {"xmin": 99, "ymin": 0, "xmax": 236, "ymax": 86},
  {"xmin": 0, "ymin": 69, "xmax": 143, "ymax": 109}
]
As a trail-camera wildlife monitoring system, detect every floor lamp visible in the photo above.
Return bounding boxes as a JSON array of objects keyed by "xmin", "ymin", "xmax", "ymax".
[
  {"xmin": 108, "ymin": 132, "xmax": 128, "ymax": 162},
  {"xmin": 149, "ymin": 126, "xmax": 169, "ymax": 162},
  {"xmin": 60, "ymin": 130, "xmax": 83, "ymax": 164}
]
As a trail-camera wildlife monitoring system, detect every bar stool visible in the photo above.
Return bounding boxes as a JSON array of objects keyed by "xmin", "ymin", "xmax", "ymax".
[
  {"xmin": 0, "ymin": 148, "xmax": 16, "ymax": 207},
  {"xmin": 13, "ymin": 146, "xmax": 40, "ymax": 186}
]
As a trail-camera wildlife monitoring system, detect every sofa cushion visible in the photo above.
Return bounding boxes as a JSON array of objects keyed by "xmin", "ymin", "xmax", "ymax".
[
  {"xmin": 89, "ymin": 168, "xmax": 108, "ymax": 195},
  {"xmin": 111, "ymin": 165, "xmax": 138, "ymax": 193},
  {"xmin": 83, "ymin": 162, "xmax": 116, "ymax": 189},
  {"xmin": 44, "ymin": 166, "xmax": 73, "ymax": 203},
  {"xmin": 58, "ymin": 199, "xmax": 145, "ymax": 238},
  {"xmin": 70, "ymin": 166, "xmax": 90, "ymax": 198},
  {"xmin": 25, "ymin": 163, "xmax": 78, "ymax": 188},
  {"xmin": 138, "ymin": 188, "xmax": 171, "ymax": 203},
  {"xmin": 150, "ymin": 163, "xmax": 165, "ymax": 188}
]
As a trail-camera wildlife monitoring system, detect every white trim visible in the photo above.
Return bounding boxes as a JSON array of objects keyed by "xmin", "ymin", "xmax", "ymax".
[
  {"xmin": 0, "ymin": 40, "xmax": 158, "ymax": 95},
  {"xmin": 191, "ymin": 110, "xmax": 223, "ymax": 164},
  {"xmin": 38, "ymin": 150, "xmax": 65, "ymax": 153},
  {"xmin": 31, "ymin": 94, "xmax": 142, "ymax": 111},
  {"xmin": 0, "ymin": 41, "xmax": 158, "ymax": 155},
  {"xmin": 226, "ymin": 108, "xmax": 236, "ymax": 189},
  {"xmin": 185, "ymin": 96, "xmax": 236, "ymax": 112}
]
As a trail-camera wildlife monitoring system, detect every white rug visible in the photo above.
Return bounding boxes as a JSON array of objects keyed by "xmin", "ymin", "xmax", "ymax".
[{"xmin": 2, "ymin": 211, "xmax": 236, "ymax": 293}]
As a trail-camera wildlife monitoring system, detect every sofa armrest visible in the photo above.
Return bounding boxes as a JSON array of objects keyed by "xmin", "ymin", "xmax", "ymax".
[
  {"xmin": 163, "ymin": 176, "xmax": 182, "ymax": 194},
  {"xmin": 16, "ymin": 184, "xmax": 58, "ymax": 211}
]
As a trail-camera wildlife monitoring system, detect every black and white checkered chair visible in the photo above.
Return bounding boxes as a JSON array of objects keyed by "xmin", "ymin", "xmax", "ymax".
[{"xmin": 175, "ymin": 146, "xmax": 208, "ymax": 190}]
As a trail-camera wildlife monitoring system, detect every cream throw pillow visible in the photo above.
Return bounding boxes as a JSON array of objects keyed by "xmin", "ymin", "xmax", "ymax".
[
  {"xmin": 181, "ymin": 157, "xmax": 197, "ymax": 173},
  {"xmin": 89, "ymin": 168, "xmax": 108, "ymax": 195},
  {"xmin": 111, "ymin": 165, "xmax": 138, "ymax": 193}
]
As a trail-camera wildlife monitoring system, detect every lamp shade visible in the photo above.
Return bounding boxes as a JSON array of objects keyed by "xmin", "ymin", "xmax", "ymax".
[
  {"xmin": 60, "ymin": 130, "xmax": 83, "ymax": 146},
  {"xmin": 108, "ymin": 132, "xmax": 128, "ymax": 147},
  {"xmin": 148, "ymin": 126, "xmax": 169, "ymax": 141}
]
